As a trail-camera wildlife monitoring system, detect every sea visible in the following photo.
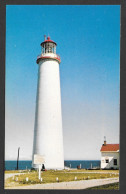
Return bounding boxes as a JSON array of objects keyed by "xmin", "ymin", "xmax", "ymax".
[{"xmin": 5, "ymin": 160, "xmax": 100, "ymax": 170}]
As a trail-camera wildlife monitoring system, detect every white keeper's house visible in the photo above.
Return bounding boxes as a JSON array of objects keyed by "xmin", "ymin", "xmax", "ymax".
[{"xmin": 100, "ymin": 139, "xmax": 119, "ymax": 169}]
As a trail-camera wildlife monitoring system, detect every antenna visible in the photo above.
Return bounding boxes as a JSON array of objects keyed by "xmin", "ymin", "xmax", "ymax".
[
  {"xmin": 104, "ymin": 136, "xmax": 106, "ymax": 145},
  {"xmin": 44, "ymin": 35, "xmax": 46, "ymax": 41}
]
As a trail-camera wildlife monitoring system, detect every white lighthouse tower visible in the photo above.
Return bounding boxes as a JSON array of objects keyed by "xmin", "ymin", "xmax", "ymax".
[{"xmin": 32, "ymin": 36, "xmax": 64, "ymax": 170}]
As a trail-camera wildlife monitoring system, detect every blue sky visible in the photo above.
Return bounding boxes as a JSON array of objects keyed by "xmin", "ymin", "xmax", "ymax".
[{"xmin": 5, "ymin": 5, "xmax": 120, "ymax": 160}]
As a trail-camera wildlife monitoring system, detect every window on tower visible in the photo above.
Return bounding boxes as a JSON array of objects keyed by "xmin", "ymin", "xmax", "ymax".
[
  {"xmin": 41, "ymin": 42, "xmax": 56, "ymax": 54},
  {"xmin": 45, "ymin": 43, "xmax": 53, "ymax": 53}
]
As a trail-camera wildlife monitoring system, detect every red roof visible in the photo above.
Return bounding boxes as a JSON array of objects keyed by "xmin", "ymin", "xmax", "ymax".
[
  {"xmin": 100, "ymin": 144, "xmax": 119, "ymax": 152},
  {"xmin": 41, "ymin": 36, "xmax": 57, "ymax": 46}
]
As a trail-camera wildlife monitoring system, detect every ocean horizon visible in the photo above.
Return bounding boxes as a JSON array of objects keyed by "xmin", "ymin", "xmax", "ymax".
[{"xmin": 5, "ymin": 160, "xmax": 101, "ymax": 170}]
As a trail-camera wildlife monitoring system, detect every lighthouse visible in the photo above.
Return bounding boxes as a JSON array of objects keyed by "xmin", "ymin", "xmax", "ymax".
[{"xmin": 32, "ymin": 36, "xmax": 64, "ymax": 170}]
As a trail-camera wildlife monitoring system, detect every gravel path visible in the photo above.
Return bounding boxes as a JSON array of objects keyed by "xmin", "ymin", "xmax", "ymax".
[
  {"xmin": 5, "ymin": 176, "xmax": 119, "ymax": 190},
  {"xmin": 4, "ymin": 173, "xmax": 24, "ymax": 180}
]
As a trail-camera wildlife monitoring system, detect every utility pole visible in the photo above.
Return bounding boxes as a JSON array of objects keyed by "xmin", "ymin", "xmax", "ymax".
[{"xmin": 17, "ymin": 147, "xmax": 20, "ymax": 170}]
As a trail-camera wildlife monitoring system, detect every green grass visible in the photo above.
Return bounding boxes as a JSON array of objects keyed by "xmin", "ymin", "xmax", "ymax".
[
  {"xmin": 5, "ymin": 170, "xmax": 30, "ymax": 173},
  {"xmin": 69, "ymin": 169, "xmax": 119, "ymax": 173},
  {"xmin": 87, "ymin": 182, "xmax": 119, "ymax": 190},
  {"xmin": 5, "ymin": 169, "xmax": 119, "ymax": 188}
]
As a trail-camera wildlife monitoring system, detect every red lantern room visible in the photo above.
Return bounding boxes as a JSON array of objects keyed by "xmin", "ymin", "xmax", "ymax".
[{"xmin": 37, "ymin": 35, "xmax": 61, "ymax": 64}]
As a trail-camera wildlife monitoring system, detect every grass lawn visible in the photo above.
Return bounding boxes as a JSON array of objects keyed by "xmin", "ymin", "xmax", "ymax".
[
  {"xmin": 5, "ymin": 170, "xmax": 27, "ymax": 174},
  {"xmin": 87, "ymin": 182, "xmax": 119, "ymax": 190},
  {"xmin": 5, "ymin": 169, "xmax": 119, "ymax": 188}
]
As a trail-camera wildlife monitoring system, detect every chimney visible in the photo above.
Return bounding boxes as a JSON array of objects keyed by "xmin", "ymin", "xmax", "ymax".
[{"xmin": 104, "ymin": 136, "xmax": 106, "ymax": 146}]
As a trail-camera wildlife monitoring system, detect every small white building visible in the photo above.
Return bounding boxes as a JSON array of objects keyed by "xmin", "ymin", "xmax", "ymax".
[{"xmin": 100, "ymin": 140, "xmax": 119, "ymax": 169}]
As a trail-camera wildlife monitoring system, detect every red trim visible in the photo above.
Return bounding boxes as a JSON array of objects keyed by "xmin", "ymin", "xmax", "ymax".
[
  {"xmin": 41, "ymin": 36, "xmax": 57, "ymax": 46},
  {"xmin": 36, "ymin": 56, "xmax": 61, "ymax": 64},
  {"xmin": 41, "ymin": 40, "xmax": 57, "ymax": 46},
  {"xmin": 41, "ymin": 40, "xmax": 56, "ymax": 44}
]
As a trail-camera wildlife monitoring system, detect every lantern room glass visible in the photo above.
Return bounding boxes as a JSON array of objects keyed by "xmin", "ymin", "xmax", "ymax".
[{"xmin": 41, "ymin": 42, "xmax": 56, "ymax": 54}]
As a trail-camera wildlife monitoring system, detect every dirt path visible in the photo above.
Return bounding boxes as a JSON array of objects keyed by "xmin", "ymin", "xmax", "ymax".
[
  {"xmin": 5, "ymin": 173, "xmax": 26, "ymax": 180},
  {"xmin": 5, "ymin": 177, "xmax": 119, "ymax": 189}
]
